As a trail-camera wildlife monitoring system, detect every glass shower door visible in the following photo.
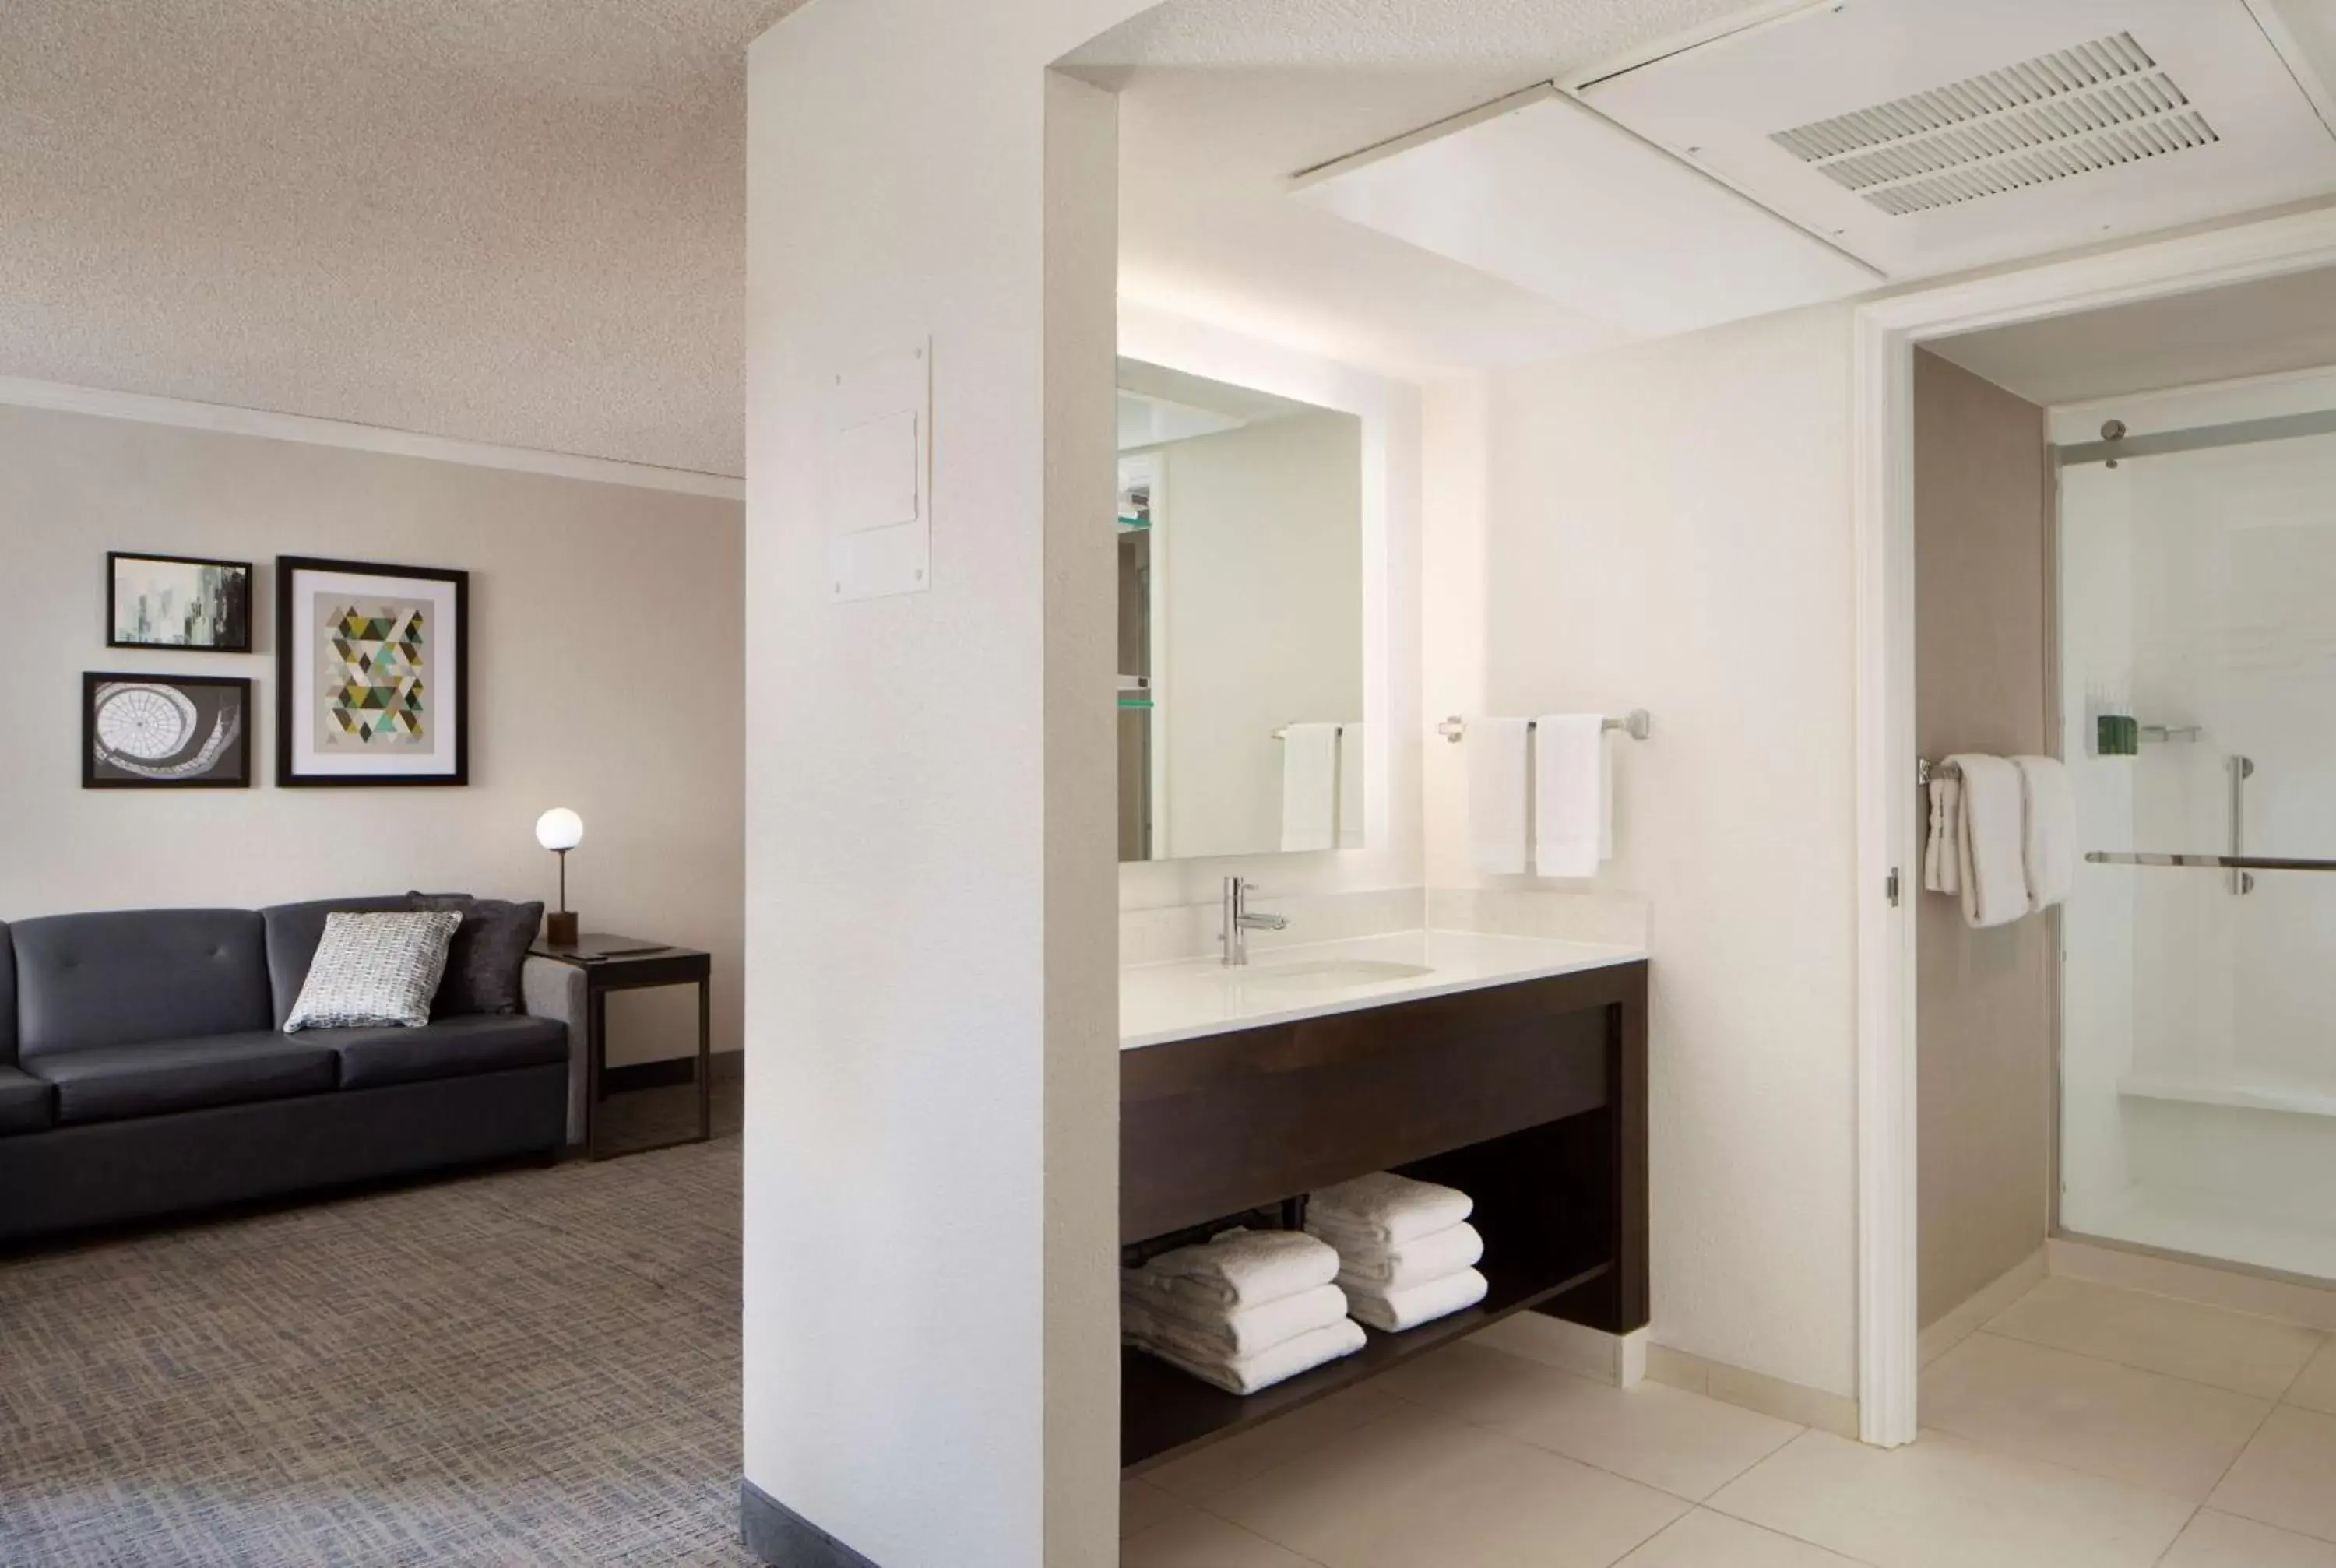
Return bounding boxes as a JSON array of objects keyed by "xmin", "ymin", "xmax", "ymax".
[{"xmin": 2058, "ymin": 424, "xmax": 2336, "ymax": 1285}]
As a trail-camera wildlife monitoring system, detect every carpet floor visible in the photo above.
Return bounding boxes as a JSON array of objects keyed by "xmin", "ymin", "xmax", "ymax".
[{"xmin": 0, "ymin": 1086, "xmax": 753, "ymax": 1566}]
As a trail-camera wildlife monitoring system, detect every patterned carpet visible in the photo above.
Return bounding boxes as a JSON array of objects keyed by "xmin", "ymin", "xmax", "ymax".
[{"xmin": 0, "ymin": 1081, "xmax": 753, "ymax": 1566}]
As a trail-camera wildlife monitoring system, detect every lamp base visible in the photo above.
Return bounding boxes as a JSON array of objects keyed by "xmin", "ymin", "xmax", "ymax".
[{"xmin": 545, "ymin": 910, "xmax": 580, "ymax": 947}]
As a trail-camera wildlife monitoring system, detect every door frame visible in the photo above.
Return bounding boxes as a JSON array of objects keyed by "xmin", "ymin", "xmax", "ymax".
[{"xmin": 1851, "ymin": 204, "xmax": 2336, "ymax": 1447}]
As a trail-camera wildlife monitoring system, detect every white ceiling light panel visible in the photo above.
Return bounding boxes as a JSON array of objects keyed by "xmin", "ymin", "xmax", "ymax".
[
  {"xmin": 1290, "ymin": 85, "xmax": 1882, "ymax": 341},
  {"xmin": 1583, "ymin": 0, "xmax": 2336, "ymax": 281}
]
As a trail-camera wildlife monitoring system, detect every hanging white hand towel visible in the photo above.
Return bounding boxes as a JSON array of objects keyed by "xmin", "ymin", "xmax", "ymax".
[
  {"xmin": 1533, "ymin": 715, "xmax": 1610, "ymax": 879},
  {"xmin": 1280, "ymin": 723, "xmax": 1339, "ymax": 852},
  {"xmin": 1923, "ymin": 772, "xmax": 1961, "ymax": 896},
  {"xmin": 2012, "ymin": 754, "xmax": 2074, "ymax": 910},
  {"xmin": 1469, "ymin": 718, "xmax": 1531, "ymax": 874},
  {"xmin": 1951, "ymin": 754, "xmax": 2028, "ymax": 929},
  {"xmin": 1336, "ymin": 722, "xmax": 1367, "ymax": 849}
]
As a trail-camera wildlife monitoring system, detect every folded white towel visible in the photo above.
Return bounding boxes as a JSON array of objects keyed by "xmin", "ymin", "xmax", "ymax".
[
  {"xmin": 1343, "ymin": 1267, "xmax": 1490, "ymax": 1334},
  {"xmin": 1307, "ymin": 1172, "xmax": 1473, "ymax": 1248},
  {"xmin": 1127, "ymin": 1314, "xmax": 1367, "ymax": 1396},
  {"xmin": 1469, "ymin": 718, "xmax": 1531, "ymax": 874},
  {"xmin": 1951, "ymin": 754, "xmax": 2028, "ymax": 929},
  {"xmin": 2012, "ymin": 754, "xmax": 2074, "ymax": 911},
  {"xmin": 1120, "ymin": 1278, "xmax": 1350, "ymax": 1361},
  {"xmin": 1281, "ymin": 723, "xmax": 1339, "ymax": 853},
  {"xmin": 1923, "ymin": 772, "xmax": 1961, "ymax": 897},
  {"xmin": 1533, "ymin": 714, "xmax": 1610, "ymax": 879},
  {"xmin": 1318, "ymin": 1221, "xmax": 1483, "ymax": 1292},
  {"xmin": 1337, "ymin": 722, "xmax": 1367, "ymax": 849},
  {"xmin": 1132, "ymin": 1227, "xmax": 1341, "ymax": 1312}
]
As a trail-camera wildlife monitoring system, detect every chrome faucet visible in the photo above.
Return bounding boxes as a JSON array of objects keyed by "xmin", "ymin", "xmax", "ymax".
[{"xmin": 1220, "ymin": 876, "xmax": 1288, "ymax": 967}]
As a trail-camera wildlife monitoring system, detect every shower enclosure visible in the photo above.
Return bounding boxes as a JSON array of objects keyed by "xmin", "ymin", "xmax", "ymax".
[{"xmin": 2059, "ymin": 397, "xmax": 2336, "ymax": 1284}]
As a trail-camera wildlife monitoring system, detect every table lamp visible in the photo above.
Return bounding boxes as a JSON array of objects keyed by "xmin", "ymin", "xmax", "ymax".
[{"xmin": 536, "ymin": 807, "xmax": 585, "ymax": 945}]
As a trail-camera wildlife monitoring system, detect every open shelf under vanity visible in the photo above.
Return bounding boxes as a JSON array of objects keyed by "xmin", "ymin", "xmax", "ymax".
[{"xmin": 1118, "ymin": 958, "xmax": 1648, "ymax": 1472}]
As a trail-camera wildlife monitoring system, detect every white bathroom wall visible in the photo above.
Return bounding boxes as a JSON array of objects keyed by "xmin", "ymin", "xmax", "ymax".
[
  {"xmin": 0, "ymin": 400, "xmax": 744, "ymax": 1067},
  {"xmin": 1149, "ymin": 408, "xmax": 1363, "ymax": 860},
  {"xmin": 743, "ymin": 3, "xmax": 1131, "ymax": 1563},
  {"xmin": 1429, "ymin": 303, "xmax": 1863, "ymax": 1401}
]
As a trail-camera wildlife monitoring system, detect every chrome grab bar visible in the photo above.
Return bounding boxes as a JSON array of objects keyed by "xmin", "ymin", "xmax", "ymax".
[{"xmin": 2087, "ymin": 851, "xmax": 2336, "ymax": 873}]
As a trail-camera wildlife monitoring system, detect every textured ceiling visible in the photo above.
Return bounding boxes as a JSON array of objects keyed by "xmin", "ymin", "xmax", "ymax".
[
  {"xmin": 1070, "ymin": 0, "xmax": 1772, "ymax": 71},
  {"xmin": 0, "ymin": 0, "xmax": 804, "ymax": 477},
  {"xmin": 1078, "ymin": 0, "xmax": 1776, "ymax": 377}
]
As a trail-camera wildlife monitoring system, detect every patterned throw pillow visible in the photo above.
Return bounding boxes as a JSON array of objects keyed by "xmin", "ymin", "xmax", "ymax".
[{"xmin": 283, "ymin": 910, "xmax": 462, "ymax": 1032}]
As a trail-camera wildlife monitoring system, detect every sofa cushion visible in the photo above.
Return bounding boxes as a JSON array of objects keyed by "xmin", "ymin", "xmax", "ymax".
[
  {"xmin": 0, "ymin": 1065, "xmax": 51, "ymax": 1135},
  {"xmin": 12, "ymin": 910, "xmax": 271, "ymax": 1057},
  {"xmin": 260, "ymin": 896, "xmax": 417, "ymax": 1026},
  {"xmin": 317, "ymin": 1014, "xmax": 567, "ymax": 1091},
  {"xmin": 408, "ymin": 894, "xmax": 545, "ymax": 1016},
  {"xmin": 28, "ymin": 1032, "xmax": 339, "ymax": 1125}
]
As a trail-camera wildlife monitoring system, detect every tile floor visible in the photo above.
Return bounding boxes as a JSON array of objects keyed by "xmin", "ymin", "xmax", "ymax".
[{"xmin": 1123, "ymin": 1274, "xmax": 2336, "ymax": 1567}]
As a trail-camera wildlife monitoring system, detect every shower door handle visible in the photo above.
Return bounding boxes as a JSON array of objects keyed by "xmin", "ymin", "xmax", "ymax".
[{"xmin": 2229, "ymin": 755, "xmax": 2255, "ymax": 897}]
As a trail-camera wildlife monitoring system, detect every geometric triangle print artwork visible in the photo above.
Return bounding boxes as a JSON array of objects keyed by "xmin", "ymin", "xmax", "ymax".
[{"xmin": 320, "ymin": 599, "xmax": 431, "ymax": 750}]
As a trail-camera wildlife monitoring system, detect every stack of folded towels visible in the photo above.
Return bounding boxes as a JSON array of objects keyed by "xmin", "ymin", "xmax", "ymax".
[
  {"xmin": 1122, "ymin": 1227, "xmax": 1364, "ymax": 1395},
  {"xmin": 1306, "ymin": 1172, "xmax": 1488, "ymax": 1333}
]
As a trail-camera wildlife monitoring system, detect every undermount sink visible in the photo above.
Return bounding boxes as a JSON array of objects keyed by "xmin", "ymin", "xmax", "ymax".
[{"xmin": 1223, "ymin": 958, "xmax": 1435, "ymax": 987}]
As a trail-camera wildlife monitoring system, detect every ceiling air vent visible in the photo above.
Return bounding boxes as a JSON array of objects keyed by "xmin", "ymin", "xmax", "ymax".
[{"xmin": 1768, "ymin": 32, "xmax": 2218, "ymax": 216}]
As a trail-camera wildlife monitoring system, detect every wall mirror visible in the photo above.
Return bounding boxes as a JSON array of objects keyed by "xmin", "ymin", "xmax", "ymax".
[{"xmin": 1117, "ymin": 357, "xmax": 1364, "ymax": 862}]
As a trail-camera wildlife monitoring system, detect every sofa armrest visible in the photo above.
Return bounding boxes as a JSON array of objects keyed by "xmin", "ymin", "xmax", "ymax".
[{"xmin": 522, "ymin": 956, "xmax": 588, "ymax": 1148}]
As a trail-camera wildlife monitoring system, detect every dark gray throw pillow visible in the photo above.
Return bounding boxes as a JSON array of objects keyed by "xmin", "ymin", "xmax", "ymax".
[{"xmin": 406, "ymin": 892, "xmax": 545, "ymax": 1016}]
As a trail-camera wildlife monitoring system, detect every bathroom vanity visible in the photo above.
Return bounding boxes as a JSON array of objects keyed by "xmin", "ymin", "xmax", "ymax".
[{"xmin": 1120, "ymin": 931, "xmax": 1649, "ymax": 1471}]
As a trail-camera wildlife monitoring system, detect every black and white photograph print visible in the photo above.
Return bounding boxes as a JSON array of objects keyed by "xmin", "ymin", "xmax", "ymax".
[
  {"xmin": 107, "ymin": 552, "xmax": 254, "ymax": 652},
  {"xmin": 83, "ymin": 673, "xmax": 252, "ymax": 789}
]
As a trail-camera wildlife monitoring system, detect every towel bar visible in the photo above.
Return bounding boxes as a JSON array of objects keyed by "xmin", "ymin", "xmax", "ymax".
[
  {"xmin": 1916, "ymin": 758, "xmax": 1964, "ymax": 786},
  {"xmin": 1269, "ymin": 722, "xmax": 1349, "ymax": 741},
  {"xmin": 1437, "ymin": 711, "xmax": 1651, "ymax": 744}
]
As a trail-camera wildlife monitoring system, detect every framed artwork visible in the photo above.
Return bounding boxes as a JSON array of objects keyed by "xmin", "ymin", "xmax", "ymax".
[
  {"xmin": 107, "ymin": 552, "xmax": 254, "ymax": 652},
  {"xmin": 275, "ymin": 556, "xmax": 468, "ymax": 787},
  {"xmin": 83, "ymin": 673, "xmax": 252, "ymax": 789}
]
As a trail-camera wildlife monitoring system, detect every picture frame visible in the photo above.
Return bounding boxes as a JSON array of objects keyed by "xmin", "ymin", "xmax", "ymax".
[
  {"xmin": 275, "ymin": 555, "xmax": 469, "ymax": 787},
  {"xmin": 106, "ymin": 551, "xmax": 255, "ymax": 652},
  {"xmin": 83, "ymin": 672, "xmax": 252, "ymax": 789}
]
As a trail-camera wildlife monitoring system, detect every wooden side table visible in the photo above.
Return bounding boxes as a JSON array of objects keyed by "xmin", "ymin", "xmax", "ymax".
[{"xmin": 529, "ymin": 935, "xmax": 712, "ymax": 1160}]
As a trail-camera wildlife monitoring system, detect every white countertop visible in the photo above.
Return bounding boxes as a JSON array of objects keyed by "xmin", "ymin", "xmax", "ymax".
[{"xmin": 1119, "ymin": 929, "xmax": 1646, "ymax": 1050}]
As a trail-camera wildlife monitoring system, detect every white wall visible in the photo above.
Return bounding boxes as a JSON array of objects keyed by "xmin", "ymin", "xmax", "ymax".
[
  {"xmin": 1430, "ymin": 304, "xmax": 1863, "ymax": 1401},
  {"xmin": 0, "ymin": 402, "xmax": 744, "ymax": 1065},
  {"xmin": 744, "ymin": 3, "xmax": 1129, "ymax": 1563},
  {"xmin": 1151, "ymin": 408, "xmax": 1363, "ymax": 860},
  {"xmin": 1117, "ymin": 304, "xmax": 1423, "ymax": 915}
]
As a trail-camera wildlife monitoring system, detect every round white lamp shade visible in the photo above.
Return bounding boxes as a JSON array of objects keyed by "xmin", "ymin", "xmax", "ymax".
[{"xmin": 535, "ymin": 807, "xmax": 585, "ymax": 852}]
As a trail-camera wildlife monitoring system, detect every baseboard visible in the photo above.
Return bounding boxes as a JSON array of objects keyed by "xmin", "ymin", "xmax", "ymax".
[
  {"xmin": 603, "ymin": 1050, "xmax": 744, "ymax": 1095},
  {"xmin": 1919, "ymin": 1246, "xmax": 2048, "ymax": 1367},
  {"xmin": 1641, "ymin": 1346, "xmax": 1860, "ymax": 1439},
  {"xmin": 740, "ymin": 1480, "xmax": 880, "ymax": 1568},
  {"xmin": 1472, "ymin": 1315, "xmax": 1648, "ymax": 1387},
  {"xmin": 2050, "ymin": 1236, "xmax": 2336, "ymax": 1332}
]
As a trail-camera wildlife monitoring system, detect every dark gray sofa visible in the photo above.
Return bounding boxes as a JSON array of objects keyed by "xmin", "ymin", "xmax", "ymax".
[{"xmin": 0, "ymin": 897, "xmax": 580, "ymax": 1244}]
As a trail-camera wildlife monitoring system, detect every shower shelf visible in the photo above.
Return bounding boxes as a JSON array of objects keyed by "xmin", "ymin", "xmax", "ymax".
[{"xmin": 2120, "ymin": 1074, "xmax": 2336, "ymax": 1120}]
